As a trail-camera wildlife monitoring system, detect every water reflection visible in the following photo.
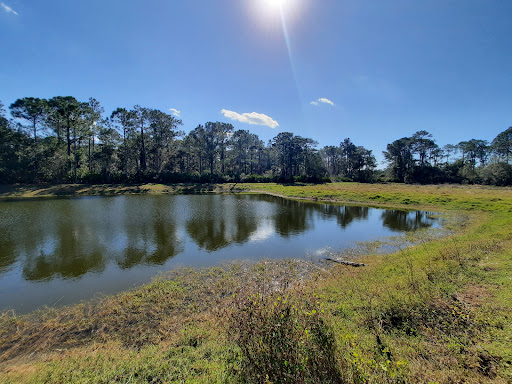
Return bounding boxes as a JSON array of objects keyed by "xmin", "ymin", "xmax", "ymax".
[
  {"xmin": 186, "ymin": 196, "xmax": 258, "ymax": 251},
  {"xmin": 381, "ymin": 210, "xmax": 436, "ymax": 232},
  {"xmin": 0, "ymin": 194, "xmax": 438, "ymax": 313},
  {"xmin": 0, "ymin": 196, "xmax": 184, "ymax": 281},
  {"xmin": 0, "ymin": 195, "xmax": 438, "ymax": 281},
  {"xmin": 320, "ymin": 204, "xmax": 369, "ymax": 228},
  {"xmin": 23, "ymin": 216, "xmax": 106, "ymax": 281}
]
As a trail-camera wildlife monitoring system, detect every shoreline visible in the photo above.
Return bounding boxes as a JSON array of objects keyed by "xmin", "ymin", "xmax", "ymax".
[{"xmin": 0, "ymin": 183, "xmax": 511, "ymax": 383}]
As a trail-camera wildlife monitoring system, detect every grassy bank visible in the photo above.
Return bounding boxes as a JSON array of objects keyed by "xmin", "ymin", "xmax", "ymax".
[{"xmin": 0, "ymin": 183, "xmax": 511, "ymax": 383}]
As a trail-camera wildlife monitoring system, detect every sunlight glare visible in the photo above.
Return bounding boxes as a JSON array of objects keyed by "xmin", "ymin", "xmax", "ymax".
[
  {"xmin": 265, "ymin": 0, "xmax": 287, "ymax": 8},
  {"xmin": 249, "ymin": 0, "xmax": 307, "ymax": 37}
]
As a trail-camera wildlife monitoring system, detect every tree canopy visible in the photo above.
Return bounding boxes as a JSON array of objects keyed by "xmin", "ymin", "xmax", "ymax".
[{"xmin": 1, "ymin": 95, "xmax": 510, "ymax": 185}]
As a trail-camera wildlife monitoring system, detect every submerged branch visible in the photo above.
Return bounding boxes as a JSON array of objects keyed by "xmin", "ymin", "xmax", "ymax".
[{"xmin": 324, "ymin": 258, "xmax": 366, "ymax": 267}]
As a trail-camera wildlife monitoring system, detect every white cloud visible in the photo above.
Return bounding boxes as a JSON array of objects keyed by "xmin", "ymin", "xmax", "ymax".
[
  {"xmin": 1, "ymin": 2, "xmax": 18, "ymax": 15},
  {"xmin": 249, "ymin": 220, "xmax": 275, "ymax": 242},
  {"xmin": 318, "ymin": 97, "xmax": 334, "ymax": 106},
  {"xmin": 169, "ymin": 108, "xmax": 181, "ymax": 117},
  {"xmin": 310, "ymin": 97, "xmax": 335, "ymax": 106},
  {"xmin": 221, "ymin": 109, "xmax": 279, "ymax": 129}
]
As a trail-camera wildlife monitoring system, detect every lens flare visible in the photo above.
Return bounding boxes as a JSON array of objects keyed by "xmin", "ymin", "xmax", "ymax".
[{"xmin": 265, "ymin": 0, "xmax": 287, "ymax": 9}]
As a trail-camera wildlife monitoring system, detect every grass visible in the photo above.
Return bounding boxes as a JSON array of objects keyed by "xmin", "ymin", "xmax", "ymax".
[
  {"xmin": 0, "ymin": 182, "xmax": 511, "ymax": 383},
  {"xmin": 0, "ymin": 183, "xmax": 224, "ymax": 200}
]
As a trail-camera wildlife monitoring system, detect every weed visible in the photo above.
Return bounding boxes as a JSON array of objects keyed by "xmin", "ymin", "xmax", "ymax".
[{"xmin": 226, "ymin": 289, "xmax": 343, "ymax": 383}]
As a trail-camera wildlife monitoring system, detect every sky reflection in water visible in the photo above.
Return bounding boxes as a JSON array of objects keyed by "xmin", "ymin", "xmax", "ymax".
[{"xmin": 0, "ymin": 194, "xmax": 438, "ymax": 313}]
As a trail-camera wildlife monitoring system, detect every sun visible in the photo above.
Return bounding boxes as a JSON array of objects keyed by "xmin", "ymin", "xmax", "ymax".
[
  {"xmin": 265, "ymin": 0, "xmax": 287, "ymax": 10},
  {"xmin": 250, "ymin": 0, "xmax": 305, "ymax": 29}
]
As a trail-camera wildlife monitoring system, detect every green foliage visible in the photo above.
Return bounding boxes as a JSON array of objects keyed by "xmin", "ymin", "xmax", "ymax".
[
  {"xmin": 227, "ymin": 291, "xmax": 342, "ymax": 383},
  {"xmin": 491, "ymin": 126, "xmax": 512, "ymax": 162},
  {"xmin": 478, "ymin": 162, "xmax": 512, "ymax": 186},
  {"xmin": 2, "ymin": 96, "xmax": 512, "ymax": 186},
  {"xmin": 320, "ymin": 138, "xmax": 376, "ymax": 182}
]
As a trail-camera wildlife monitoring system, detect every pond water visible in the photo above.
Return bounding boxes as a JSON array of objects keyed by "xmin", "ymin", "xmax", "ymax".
[{"xmin": 0, "ymin": 194, "xmax": 438, "ymax": 313}]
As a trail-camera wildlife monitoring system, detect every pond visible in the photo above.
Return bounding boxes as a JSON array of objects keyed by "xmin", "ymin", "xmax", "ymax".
[{"xmin": 0, "ymin": 194, "xmax": 439, "ymax": 313}]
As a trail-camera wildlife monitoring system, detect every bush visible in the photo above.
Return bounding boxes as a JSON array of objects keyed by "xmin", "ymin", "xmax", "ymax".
[
  {"xmin": 478, "ymin": 162, "xmax": 512, "ymax": 186},
  {"xmin": 330, "ymin": 176, "xmax": 353, "ymax": 183},
  {"xmin": 227, "ymin": 291, "xmax": 343, "ymax": 383},
  {"xmin": 240, "ymin": 174, "xmax": 274, "ymax": 183}
]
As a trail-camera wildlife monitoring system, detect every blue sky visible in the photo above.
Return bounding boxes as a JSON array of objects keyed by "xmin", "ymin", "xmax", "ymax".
[{"xmin": 1, "ymin": 0, "xmax": 511, "ymax": 166}]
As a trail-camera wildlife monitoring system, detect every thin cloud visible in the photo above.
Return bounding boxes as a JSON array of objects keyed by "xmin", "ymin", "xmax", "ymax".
[
  {"xmin": 169, "ymin": 108, "xmax": 181, "ymax": 117},
  {"xmin": 310, "ymin": 97, "xmax": 335, "ymax": 106},
  {"xmin": 221, "ymin": 109, "xmax": 279, "ymax": 129},
  {"xmin": 1, "ymin": 2, "xmax": 18, "ymax": 15},
  {"xmin": 318, "ymin": 98, "xmax": 335, "ymax": 106}
]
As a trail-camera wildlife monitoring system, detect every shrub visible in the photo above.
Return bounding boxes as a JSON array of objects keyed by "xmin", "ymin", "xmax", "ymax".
[
  {"xmin": 227, "ymin": 291, "xmax": 343, "ymax": 383},
  {"xmin": 478, "ymin": 162, "xmax": 512, "ymax": 186}
]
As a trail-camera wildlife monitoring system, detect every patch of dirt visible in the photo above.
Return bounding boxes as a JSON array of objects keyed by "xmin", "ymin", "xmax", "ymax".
[
  {"xmin": 456, "ymin": 284, "xmax": 493, "ymax": 308},
  {"xmin": 3, "ymin": 362, "xmax": 38, "ymax": 375}
]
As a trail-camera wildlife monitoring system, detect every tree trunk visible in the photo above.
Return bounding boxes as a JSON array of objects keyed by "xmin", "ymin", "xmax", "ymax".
[
  {"xmin": 73, "ymin": 125, "xmax": 78, "ymax": 183},
  {"xmin": 140, "ymin": 122, "xmax": 146, "ymax": 172}
]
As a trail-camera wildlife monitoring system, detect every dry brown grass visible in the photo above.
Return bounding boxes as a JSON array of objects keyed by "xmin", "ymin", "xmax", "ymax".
[{"xmin": 0, "ymin": 260, "xmax": 316, "ymax": 366}]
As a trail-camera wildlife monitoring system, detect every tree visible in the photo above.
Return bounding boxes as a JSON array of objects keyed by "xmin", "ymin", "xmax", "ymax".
[
  {"xmin": 47, "ymin": 96, "xmax": 82, "ymax": 159},
  {"xmin": 491, "ymin": 127, "xmax": 512, "ymax": 164},
  {"xmin": 442, "ymin": 144, "xmax": 458, "ymax": 164},
  {"xmin": 96, "ymin": 127, "xmax": 121, "ymax": 182},
  {"xmin": 9, "ymin": 97, "xmax": 48, "ymax": 143},
  {"xmin": 110, "ymin": 108, "xmax": 136, "ymax": 178},
  {"xmin": 340, "ymin": 138, "xmax": 357, "ymax": 178},
  {"xmin": 187, "ymin": 125, "xmax": 208, "ymax": 174},
  {"xmin": 9, "ymin": 98, "xmax": 50, "ymax": 180},
  {"xmin": 352, "ymin": 146, "xmax": 376, "ymax": 182},
  {"xmin": 271, "ymin": 132, "xmax": 321, "ymax": 181},
  {"xmin": 478, "ymin": 162, "xmax": 512, "ymax": 186},
  {"xmin": 198, "ymin": 122, "xmax": 234, "ymax": 175},
  {"xmin": 230, "ymin": 130, "xmax": 254, "ymax": 175},
  {"xmin": 133, "ymin": 105, "xmax": 151, "ymax": 173},
  {"xmin": 321, "ymin": 146, "xmax": 341, "ymax": 176},
  {"xmin": 147, "ymin": 109, "xmax": 183, "ymax": 174},
  {"xmin": 383, "ymin": 137, "xmax": 414, "ymax": 182},
  {"xmin": 411, "ymin": 130, "xmax": 437, "ymax": 166},
  {"xmin": 458, "ymin": 139, "xmax": 489, "ymax": 168},
  {"xmin": 272, "ymin": 132, "xmax": 296, "ymax": 180},
  {"xmin": 294, "ymin": 136, "xmax": 320, "ymax": 179},
  {"xmin": 0, "ymin": 101, "xmax": 33, "ymax": 183},
  {"xmin": 83, "ymin": 98, "xmax": 104, "ymax": 173}
]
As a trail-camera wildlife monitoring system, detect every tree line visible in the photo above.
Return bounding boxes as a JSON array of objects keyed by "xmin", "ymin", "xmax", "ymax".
[
  {"xmin": 383, "ymin": 129, "xmax": 512, "ymax": 185},
  {"xmin": 0, "ymin": 96, "xmax": 511, "ymax": 185}
]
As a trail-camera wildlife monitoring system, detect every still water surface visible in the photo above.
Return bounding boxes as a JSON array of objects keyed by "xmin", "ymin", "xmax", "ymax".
[{"xmin": 0, "ymin": 194, "xmax": 438, "ymax": 313}]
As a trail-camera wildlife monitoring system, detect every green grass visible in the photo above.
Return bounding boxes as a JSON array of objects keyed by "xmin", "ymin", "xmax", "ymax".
[{"xmin": 0, "ymin": 182, "xmax": 511, "ymax": 383}]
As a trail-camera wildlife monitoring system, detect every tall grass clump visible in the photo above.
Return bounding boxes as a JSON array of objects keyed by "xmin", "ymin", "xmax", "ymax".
[{"xmin": 226, "ymin": 288, "xmax": 343, "ymax": 384}]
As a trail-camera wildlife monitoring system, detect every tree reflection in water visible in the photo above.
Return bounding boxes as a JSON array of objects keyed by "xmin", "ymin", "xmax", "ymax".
[
  {"xmin": 381, "ymin": 210, "xmax": 436, "ymax": 232},
  {"xmin": 11, "ymin": 196, "xmax": 183, "ymax": 280},
  {"xmin": 186, "ymin": 195, "xmax": 258, "ymax": 251},
  {"xmin": 0, "ymin": 194, "xmax": 438, "ymax": 311},
  {"xmin": 0, "ymin": 195, "xmax": 439, "ymax": 282}
]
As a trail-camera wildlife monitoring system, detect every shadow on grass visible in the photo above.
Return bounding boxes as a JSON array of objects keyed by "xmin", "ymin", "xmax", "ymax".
[{"xmin": 0, "ymin": 183, "xmax": 226, "ymax": 200}]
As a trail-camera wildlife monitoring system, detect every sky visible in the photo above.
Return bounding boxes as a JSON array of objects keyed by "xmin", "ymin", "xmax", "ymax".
[{"xmin": 1, "ymin": 0, "xmax": 511, "ymax": 166}]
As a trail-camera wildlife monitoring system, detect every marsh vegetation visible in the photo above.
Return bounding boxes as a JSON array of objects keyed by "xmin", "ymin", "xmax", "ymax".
[{"xmin": 0, "ymin": 182, "xmax": 510, "ymax": 383}]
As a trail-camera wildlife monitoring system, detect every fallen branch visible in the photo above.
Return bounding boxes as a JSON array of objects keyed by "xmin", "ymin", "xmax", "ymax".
[{"xmin": 324, "ymin": 258, "xmax": 366, "ymax": 267}]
